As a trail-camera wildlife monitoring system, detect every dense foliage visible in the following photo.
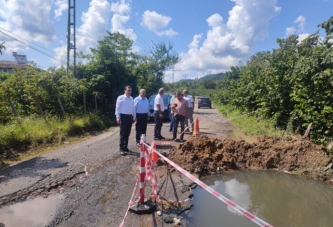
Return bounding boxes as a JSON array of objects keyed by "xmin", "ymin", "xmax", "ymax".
[
  {"xmin": 212, "ymin": 17, "xmax": 333, "ymax": 144},
  {"xmin": 0, "ymin": 32, "xmax": 179, "ymax": 124},
  {"xmin": 0, "ymin": 32, "xmax": 179, "ymax": 152}
]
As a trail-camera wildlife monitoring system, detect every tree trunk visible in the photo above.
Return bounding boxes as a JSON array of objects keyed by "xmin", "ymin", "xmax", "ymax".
[
  {"xmin": 83, "ymin": 92, "xmax": 87, "ymax": 114},
  {"xmin": 34, "ymin": 96, "xmax": 45, "ymax": 117},
  {"xmin": 8, "ymin": 98, "xmax": 18, "ymax": 117},
  {"xmin": 8, "ymin": 97, "xmax": 20, "ymax": 123},
  {"xmin": 303, "ymin": 123, "xmax": 312, "ymax": 138},
  {"xmin": 56, "ymin": 95, "xmax": 66, "ymax": 115},
  {"xmin": 95, "ymin": 94, "xmax": 98, "ymax": 110}
]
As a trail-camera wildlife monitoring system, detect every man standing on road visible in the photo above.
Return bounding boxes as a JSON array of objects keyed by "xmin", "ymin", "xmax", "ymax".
[
  {"xmin": 134, "ymin": 89, "xmax": 150, "ymax": 147},
  {"xmin": 169, "ymin": 92, "xmax": 176, "ymax": 134},
  {"xmin": 154, "ymin": 88, "xmax": 165, "ymax": 140},
  {"xmin": 115, "ymin": 86, "xmax": 135, "ymax": 156},
  {"xmin": 183, "ymin": 89, "xmax": 194, "ymax": 132},
  {"xmin": 171, "ymin": 91, "xmax": 188, "ymax": 142}
]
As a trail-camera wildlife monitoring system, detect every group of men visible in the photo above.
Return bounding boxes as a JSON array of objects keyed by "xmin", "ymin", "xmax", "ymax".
[{"xmin": 115, "ymin": 85, "xmax": 194, "ymax": 156}]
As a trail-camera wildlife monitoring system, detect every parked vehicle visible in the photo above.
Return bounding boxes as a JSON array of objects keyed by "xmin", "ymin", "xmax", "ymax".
[
  {"xmin": 148, "ymin": 93, "xmax": 172, "ymax": 121},
  {"xmin": 198, "ymin": 97, "xmax": 212, "ymax": 109}
]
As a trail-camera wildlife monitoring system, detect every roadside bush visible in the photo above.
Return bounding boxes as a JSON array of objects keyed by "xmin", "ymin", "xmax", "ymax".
[{"xmin": 0, "ymin": 113, "xmax": 110, "ymax": 153}]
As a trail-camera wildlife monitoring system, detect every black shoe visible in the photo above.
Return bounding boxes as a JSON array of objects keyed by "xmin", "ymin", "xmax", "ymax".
[
  {"xmin": 123, "ymin": 147, "xmax": 132, "ymax": 153},
  {"xmin": 120, "ymin": 150, "xmax": 125, "ymax": 156},
  {"xmin": 154, "ymin": 137, "xmax": 161, "ymax": 140},
  {"xmin": 171, "ymin": 138, "xmax": 177, "ymax": 141},
  {"xmin": 159, "ymin": 136, "xmax": 165, "ymax": 140},
  {"xmin": 179, "ymin": 139, "xmax": 185, "ymax": 142}
]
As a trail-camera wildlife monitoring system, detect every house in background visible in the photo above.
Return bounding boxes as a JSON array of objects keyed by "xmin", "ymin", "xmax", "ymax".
[{"xmin": 0, "ymin": 52, "xmax": 28, "ymax": 73}]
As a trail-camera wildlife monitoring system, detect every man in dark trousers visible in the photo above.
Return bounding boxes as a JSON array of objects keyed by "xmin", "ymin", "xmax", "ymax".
[
  {"xmin": 154, "ymin": 88, "xmax": 165, "ymax": 140},
  {"xmin": 134, "ymin": 89, "xmax": 150, "ymax": 147},
  {"xmin": 171, "ymin": 91, "xmax": 188, "ymax": 142},
  {"xmin": 115, "ymin": 86, "xmax": 135, "ymax": 156}
]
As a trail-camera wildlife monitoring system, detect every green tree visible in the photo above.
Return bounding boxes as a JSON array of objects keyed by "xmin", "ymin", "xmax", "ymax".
[
  {"xmin": 135, "ymin": 42, "xmax": 180, "ymax": 95},
  {"xmin": 0, "ymin": 42, "xmax": 5, "ymax": 55}
]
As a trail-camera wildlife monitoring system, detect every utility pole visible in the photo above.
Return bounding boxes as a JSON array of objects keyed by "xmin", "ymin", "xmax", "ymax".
[
  {"xmin": 172, "ymin": 69, "xmax": 175, "ymax": 84},
  {"xmin": 67, "ymin": 0, "xmax": 76, "ymax": 77}
]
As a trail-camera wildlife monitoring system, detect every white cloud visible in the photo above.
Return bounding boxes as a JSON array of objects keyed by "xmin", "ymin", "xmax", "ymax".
[
  {"xmin": 156, "ymin": 28, "xmax": 178, "ymax": 37},
  {"xmin": 141, "ymin": 10, "xmax": 178, "ymax": 37},
  {"xmin": 286, "ymin": 27, "xmax": 296, "ymax": 36},
  {"xmin": 110, "ymin": 0, "xmax": 136, "ymax": 41},
  {"xmin": 53, "ymin": 45, "xmax": 67, "ymax": 65},
  {"xmin": 172, "ymin": 0, "xmax": 280, "ymax": 81},
  {"xmin": 54, "ymin": 0, "xmax": 67, "ymax": 19},
  {"xmin": 294, "ymin": 15, "xmax": 306, "ymax": 32},
  {"xmin": 0, "ymin": 0, "xmax": 55, "ymax": 52},
  {"xmin": 111, "ymin": 0, "xmax": 130, "ymax": 15},
  {"xmin": 298, "ymin": 33, "xmax": 310, "ymax": 42},
  {"xmin": 285, "ymin": 15, "xmax": 309, "ymax": 42},
  {"xmin": 53, "ymin": 0, "xmax": 111, "ymax": 65}
]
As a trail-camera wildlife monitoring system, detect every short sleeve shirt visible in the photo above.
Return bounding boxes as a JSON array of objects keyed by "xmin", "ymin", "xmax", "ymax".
[
  {"xmin": 184, "ymin": 94, "xmax": 194, "ymax": 108},
  {"xmin": 154, "ymin": 94, "xmax": 164, "ymax": 111}
]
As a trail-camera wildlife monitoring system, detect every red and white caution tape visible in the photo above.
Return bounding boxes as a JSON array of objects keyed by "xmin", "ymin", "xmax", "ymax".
[
  {"xmin": 143, "ymin": 143, "xmax": 273, "ymax": 227},
  {"xmin": 145, "ymin": 143, "xmax": 158, "ymax": 198},
  {"xmin": 153, "ymin": 141, "xmax": 172, "ymax": 145},
  {"xmin": 138, "ymin": 141, "xmax": 146, "ymax": 203},
  {"xmin": 119, "ymin": 178, "xmax": 139, "ymax": 227}
]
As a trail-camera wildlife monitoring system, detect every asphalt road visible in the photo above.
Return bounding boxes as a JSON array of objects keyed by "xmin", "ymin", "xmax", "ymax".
[{"xmin": 0, "ymin": 105, "xmax": 232, "ymax": 227}]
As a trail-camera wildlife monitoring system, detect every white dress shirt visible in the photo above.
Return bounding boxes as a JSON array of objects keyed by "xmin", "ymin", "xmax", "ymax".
[
  {"xmin": 154, "ymin": 94, "xmax": 164, "ymax": 111},
  {"xmin": 115, "ymin": 94, "xmax": 134, "ymax": 118},
  {"xmin": 184, "ymin": 94, "xmax": 194, "ymax": 108},
  {"xmin": 134, "ymin": 96, "xmax": 149, "ymax": 117}
]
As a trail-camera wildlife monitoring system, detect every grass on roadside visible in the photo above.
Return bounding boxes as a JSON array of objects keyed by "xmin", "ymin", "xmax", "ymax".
[
  {"xmin": 215, "ymin": 103, "xmax": 285, "ymax": 138},
  {"xmin": 0, "ymin": 113, "xmax": 112, "ymax": 159}
]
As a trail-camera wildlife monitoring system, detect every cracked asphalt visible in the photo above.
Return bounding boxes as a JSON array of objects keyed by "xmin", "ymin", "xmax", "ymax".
[{"xmin": 0, "ymin": 106, "xmax": 231, "ymax": 227}]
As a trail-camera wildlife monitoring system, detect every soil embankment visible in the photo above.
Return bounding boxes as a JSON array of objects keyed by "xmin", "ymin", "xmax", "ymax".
[{"xmin": 167, "ymin": 135, "xmax": 333, "ymax": 183}]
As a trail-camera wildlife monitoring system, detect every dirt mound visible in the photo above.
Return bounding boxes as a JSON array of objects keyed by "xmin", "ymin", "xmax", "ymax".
[{"xmin": 167, "ymin": 136, "xmax": 333, "ymax": 183}]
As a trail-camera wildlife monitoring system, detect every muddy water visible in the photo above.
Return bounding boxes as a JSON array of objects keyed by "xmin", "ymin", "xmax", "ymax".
[
  {"xmin": 189, "ymin": 171, "xmax": 333, "ymax": 227},
  {"xmin": 0, "ymin": 194, "xmax": 65, "ymax": 227}
]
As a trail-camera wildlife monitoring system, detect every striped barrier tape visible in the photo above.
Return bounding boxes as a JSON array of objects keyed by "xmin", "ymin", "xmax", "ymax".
[
  {"xmin": 119, "ymin": 177, "xmax": 139, "ymax": 227},
  {"xmin": 153, "ymin": 141, "xmax": 172, "ymax": 145},
  {"xmin": 145, "ymin": 143, "xmax": 158, "ymax": 198},
  {"xmin": 143, "ymin": 142, "xmax": 273, "ymax": 227}
]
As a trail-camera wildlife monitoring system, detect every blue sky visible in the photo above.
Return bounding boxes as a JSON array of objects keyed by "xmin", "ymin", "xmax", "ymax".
[{"xmin": 0, "ymin": 0, "xmax": 332, "ymax": 82}]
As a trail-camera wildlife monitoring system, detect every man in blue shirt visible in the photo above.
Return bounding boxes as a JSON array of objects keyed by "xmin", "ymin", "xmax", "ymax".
[
  {"xmin": 134, "ymin": 89, "xmax": 150, "ymax": 146},
  {"xmin": 169, "ymin": 92, "xmax": 176, "ymax": 133}
]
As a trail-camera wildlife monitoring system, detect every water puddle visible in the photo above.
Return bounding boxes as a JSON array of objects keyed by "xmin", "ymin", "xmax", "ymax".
[
  {"xmin": 189, "ymin": 171, "xmax": 333, "ymax": 227},
  {"xmin": 0, "ymin": 194, "xmax": 65, "ymax": 227}
]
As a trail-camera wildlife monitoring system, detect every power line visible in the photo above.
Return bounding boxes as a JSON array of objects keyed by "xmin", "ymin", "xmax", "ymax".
[
  {"xmin": 129, "ymin": 2, "xmax": 156, "ymax": 46},
  {"xmin": 107, "ymin": 0, "xmax": 153, "ymax": 53},
  {"xmin": 0, "ymin": 29, "xmax": 67, "ymax": 65},
  {"xmin": 114, "ymin": 15, "xmax": 152, "ymax": 52},
  {"xmin": 0, "ymin": 26, "xmax": 56, "ymax": 54}
]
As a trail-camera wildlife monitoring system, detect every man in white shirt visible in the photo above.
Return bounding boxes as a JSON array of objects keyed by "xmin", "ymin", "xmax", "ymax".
[
  {"xmin": 134, "ymin": 89, "xmax": 150, "ymax": 147},
  {"xmin": 115, "ymin": 86, "xmax": 135, "ymax": 156},
  {"xmin": 183, "ymin": 89, "xmax": 194, "ymax": 132},
  {"xmin": 154, "ymin": 88, "xmax": 165, "ymax": 140}
]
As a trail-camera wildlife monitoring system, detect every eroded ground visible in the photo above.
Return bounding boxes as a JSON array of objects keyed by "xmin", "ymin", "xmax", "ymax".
[{"xmin": 0, "ymin": 105, "xmax": 332, "ymax": 227}]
